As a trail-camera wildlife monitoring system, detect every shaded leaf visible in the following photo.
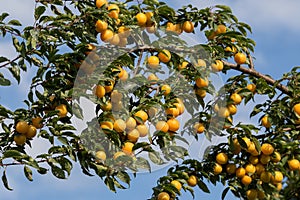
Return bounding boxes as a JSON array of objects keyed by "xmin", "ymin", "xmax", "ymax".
[{"xmin": 24, "ymin": 166, "xmax": 33, "ymax": 181}]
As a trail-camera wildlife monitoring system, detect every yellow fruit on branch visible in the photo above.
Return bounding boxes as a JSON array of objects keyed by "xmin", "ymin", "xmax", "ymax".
[
  {"xmin": 245, "ymin": 164, "xmax": 256, "ymax": 175},
  {"xmin": 166, "ymin": 22, "xmax": 176, "ymax": 32},
  {"xmin": 213, "ymin": 163, "xmax": 223, "ymax": 175},
  {"xmin": 271, "ymin": 171, "xmax": 283, "ymax": 184},
  {"xmin": 246, "ymin": 189, "xmax": 257, "ymax": 200},
  {"xmin": 134, "ymin": 110, "xmax": 148, "ymax": 123},
  {"xmin": 216, "ymin": 152, "xmax": 228, "ymax": 165},
  {"xmin": 15, "ymin": 120, "xmax": 29, "ymax": 134},
  {"xmin": 227, "ymin": 104, "xmax": 237, "ymax": 115},
  {"xmin": 125, "ymin": 117, "xmax": 136, "ymax": 131},
  {"xmin": 136, "ymin": 124, "xmax": 149, "ymax": 137},
  {"xmin": 260, "ymin": 154, "xmax": 271, "ymax": 165},
  {"xmin": 95, "ymin": 19, "xmax": 108, "ymax": 33},
  {"xmin": 261, "ymin": 115, "xmax": 271, "ymax": 128},
  {"xmin": 170, "ymin": 180, "xmax": 182, "ymax": 191},
  {"xmin": 288, "ymin": 159, "xmax": 300, "ymax": 171},
  {"xmin": 101, "ymin": 101, "xmax": 112, "ymax": 111},
  {"xmin": 109, "ymin": 34, "xmax": 120, "ymax": 45},
  {"xmin": 104, "ymin": 80, "xmax": 114, "ymax": 93},
  {"xmin": 95, "ymin": 0, "xmax": 107, "ymax": 8},
  {"xmin": 113, "ymin": 151, "xmax": 126, "ymax": 160},
  {"xmin": 211, "ymin": 60, "xmax": 223, "ymax": 72},
  {"xmin": 193, "ymin": 122, "xmax": 205, "ymax": 134},
  {"xmin": 261, "ymin": 143, "xmax": 274, "ymax": 155},
  {"xmin": 100, "ymin": 29, "xmax": 114, "ymax": 42},
  {"xmin": 100, "ymin": 121, "xmax": 114, "ymax": 130},
  {"xmin": 166, "ymin": 118, "xmax": 180, "ymax": 132},
  {"xmin": 95, "ymin": 85, "xmax": 105, "ymax": 98},
  {"xmin": 147, "ymin": 55, "xmax": 160, "ymax": 69},
  {"xmin": 136, "ymin": 13, "xmax": 147, "ymax": 26},
  {"xmin": 26, "ymin": 125, "xmax": 37, "ymax": 139},
  {"xmin": 182, "ymin": 21, "xmax": 194, "ymax": 33},
  {"xmin": 14, "ymin": 134, "xmax": 26, "ymax": 145},
  {"xmin": 249, "ymin": 155, "xmax": 259, "ymax": 165},
  {"xmin": 127, "ymin": 129, "xmax": 140, "ymax": 143},
  {"xmin": 195, "ymin": 77, "xmax": 209, "ymax": 88},
  {"xmin": 195, "ymin": 59, "xmax": 207, "ymax": 68},
  {"xmin": 225, "ymin": 163, "xmax": 236, "ymax": 174},
  {"xmin": 215, "ymin": 24, "xmax": 226, "ymax": 35},
  {"xmin": 178, "ymin": 61, "xmax": 188, "ymax": 70},
  {"xmin": 174, "ymin": 102, "xmax": 184, "ymax": 115},
  {"xmin": 113, "ymin": 119, "xmax": 126, "ymax": 132},
  {"xmin": 246, "ymin": 83, "xmax": 256, "ymax": 93},
  {"xmin": 95, "ymin": 150, "xmax": 107, "ymax": 162},
  {"xmin": 119, "ymin": 69, "xmax": 128, "ymax": 81},
  {"xmin": 111, "ymin": 90, "xmax": 123, "ymax": 103},
  {"xmin": 155, "ymin": 121, "xmax": 169, "ymax": 133},
  {"xmin": 118, "ymin": 26, "xmax": 131, "ymax": 38},
  {"xmin": 218, "ymin": 107, "xmax": 230, "ymax": 118},
  {"xmin": 108, "ymin": 10, "xmax": 119, "ymax": 19},
  {"xmin": 241, "ymin": 175, "xmax": 252, "ymax": 185},
  {"xmin": 145, "ymin": 12, "xmax": 154, "ymax": 25},
  {"xmin": 32, "ymin": 117, "xmax": 43, "ymax": 129},
  {"xmin": 107, "ymin": 4, "xmax": 120, "ymax": 13},
  {"xmin": 122, "ymin": 142, "xmax": 135, "ymax": 155},
  {"xmin": 157, "ymin": 192, "xmax": 170, "ymax": 200},
  {"xmin": 272, "ymin": 152, "xmax": 281, "ymax": 163},
  {"xmin": 230, "ymin": 93, "xmax": 242, "ymax": 104},
  {"xmin": 55, "ymin": 104, "xmax": 68, "ymax": 118},
  {"xmin": 260, "ymin": 171, "xmax": 272, "ymax": 183},
  {"xmin": 293, "ymin": 103, "xmax": 300, "ymax": 116},
  {"xmin": 165, "ymin": 107, "xmax": 179, "ymax": 118},
  {"xmin": 235, "ymin": 167, "xmax": 246, "ymax": 178},
  {"xmin": 187, "ymin": 175, "xmax": 198, "ymax": 187},
  {"xmin": 255, "ymin": 163, "xmax": 265, "ymax": 175},
  {"xmin": 161, "ymin": 84, "xmax": 171, "ymax": 96},
  {"xmin": 234, "ymin": 52, "xmax": 247, "ymax": 65},
  {"xmin": 195, "ymin": 88, "xmax": 206, "ymax": 98},
  {"xmin": 147, "ymin": 73, "xmax": 159, "ymax": 84},
  {"xmin": 158, "ymin": 49, "xmax": 171, "ymax": 63}
]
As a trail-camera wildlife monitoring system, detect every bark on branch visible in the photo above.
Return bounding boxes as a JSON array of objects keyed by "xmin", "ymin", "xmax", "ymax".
[{"xmin": 222, "ymin": 60, "xmax": 290, "ymax": 95}]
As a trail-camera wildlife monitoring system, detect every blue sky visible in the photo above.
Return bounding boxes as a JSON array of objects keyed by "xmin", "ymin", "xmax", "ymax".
[{"xmin": 1, "ymin": 0, "xmax": 300, "ymax": 199}]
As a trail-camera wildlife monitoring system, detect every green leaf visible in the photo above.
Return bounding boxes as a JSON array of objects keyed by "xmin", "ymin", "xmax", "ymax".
[
  {"xmin": 58, "ymin": 157, "xmax": 72, "ymax": 176},
  {"xmin": 215, "ymin": 5, "xmax": 232, "ymax": 12},
  {"xmin": 105, "ymin": 177, "xmax": 116, "ymax": 192},
  {"xmin": 149, "ymin": 151, "xmax": 164, "ymax": 165},
  {"xmin": 2, "ymin": 150, "xmax": 22, "ymax": 159},
  {"xmin": 9, "ymin": 65, "xmax": 20, "ymax": 84},
  {"xmin": 0, "ymin": 56, "xmax": 9, "ymax": 63},
  {"xmin": 222, "ymin": 187, "xmax": 230, "ymax": 200},
  {"xmin": 0, "ymin": 75, "xmax": 11, "ymax": 86},
  {"xmin": 2, "ymin": 171, "xmax": 13, "ymax": 191},
  {"xmin": 0, "ymin": 13, "xmax": 9, "ymax": 21},
  {"xmin": 8, "ymin": 19, "xmax": 21, "ymax": 26},
  {"xmin": 24, "ymin": 166, "xmax": 33, "ymax": 181},
  {"xmin": 0, "ymin": 104, "xmax": 11, "ymax": 117},
  {"xmin": 198, "ymin": 179, "xmax": 210, "ymax": 193},
  {"xmin": 35, "ymin": 6, "xmax": 46, "ymax": 20},
  {"xmin": 51, "ymin": 166, "xmax": 66, "ymax": 179},
  {"xmin": 135, "ymin": 157, "xmax": 151, "ymax": 172},
  {"xmin": 116, "ymin": 171, "xmax": 131, "ymax": 186}
]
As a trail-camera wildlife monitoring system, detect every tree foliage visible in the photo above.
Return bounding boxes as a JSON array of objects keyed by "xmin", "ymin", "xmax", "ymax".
[{"xmin": 0, "ymin": 0, "xmax": 300, "ymax": 199}]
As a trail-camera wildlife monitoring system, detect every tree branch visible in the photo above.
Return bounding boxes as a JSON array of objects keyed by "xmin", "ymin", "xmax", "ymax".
[{"xmin": 222, "ymin": 60, "xmax": 291, "ymax": 96}]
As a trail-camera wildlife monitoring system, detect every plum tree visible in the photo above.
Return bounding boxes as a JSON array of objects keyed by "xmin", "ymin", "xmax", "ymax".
[{"xmin": 0, "ymin": 0, "xmax": 299, "ymax": 200}]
